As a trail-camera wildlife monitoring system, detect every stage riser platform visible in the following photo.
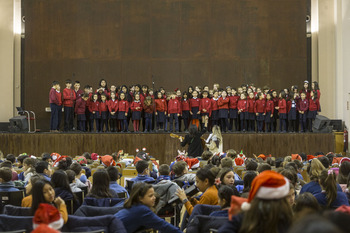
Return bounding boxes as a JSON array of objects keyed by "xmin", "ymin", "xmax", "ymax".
[{"xmin": 0, "ymin": 133, "xmax": 334, "ymax": 165}]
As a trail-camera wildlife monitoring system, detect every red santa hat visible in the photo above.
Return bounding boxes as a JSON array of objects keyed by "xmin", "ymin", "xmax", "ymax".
[
  {"xmin": 340, "ymin": 157, "xmax": 350, "ymax": 165},
  {"xmin": 50, "ymin": 153, "xmax": 60, "ymax": 161},
  {"xmin": 101, "ymin": 155, "xmax": 116, "ymax": 167},
  {"xmin": 33, "ymin": 203, "xmax": 64, "ymax": 231},
  {"xmin": 291, "ymin": 154, "xmax": 302, "ymax": 161},
  {"xmin": 91, "ymin": 153, "xmax": 99, "ymax": 161},
  {"xmin": 32, "ymin": 224, "xmax": 60, "ymax": 233},
  {"xmin": 234, "ymin": 157, "xmax": 244, "ymax": 166},
  {"xmin": 240, "ymin": 170, "xmax": 290, "ymax": 211},
  {"xmin": 52, "ymin": 155, "xmax": 67, "ymax": 167},
  {"xmin": 257, "ymin": 154, "xmax": 266, "ymax": 160}
]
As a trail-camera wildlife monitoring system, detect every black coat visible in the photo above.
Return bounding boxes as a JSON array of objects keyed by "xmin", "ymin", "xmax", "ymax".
[{"xmin": 181, "ymin": 127, "xmax": 206, "ymax": 158}]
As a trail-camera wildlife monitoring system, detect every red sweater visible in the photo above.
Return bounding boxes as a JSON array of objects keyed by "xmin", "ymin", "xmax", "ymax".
[
  {"xmin": 75, "ymin": 98, "xmax": 86, "ymax": 115},
  {"xmin": 229, "ymin": 95, "xmax": 240, "ymax": 109},
  {"xmin": 218, "ymin": 97, "xmax": 229, "ymax": 109},
  {"xmin": 247, "ymin": 98, "xmax": 256, "ymax": 113},
  {"xmin": 89, "ymin": 100, "xmax": 100, "ymax": 113},
  {"xmin": 168, "ymin": 99, "xmax": 181, "ymax": 114},
  {"xmin": 199, "ymin": 98, "xmax": 211, "ymax": 113},
  {"xmin": 181, "ymin": 99, "xmax": 190, "ymax": 111},
  {"xmin": 131, "ymin": 101, "xmax": 143, "ymax": 112},
  {"xmin": 211, "ymin": 98, "xmax": 219, "ymax": 111},
  {"xmin": 143, "ymin": 103, "xmax": 154, "ymax": 114},
  {"xmin": 278, "ymin": 99, "xmax": 287, "ymax": 114},
  {"xmin": 237, "ymin": 99, "xmax": 248, "ymax": 112},
  {"xmin": 108, "ymin": 99, "xmax": 118, "ymax": 112},
  {"xmin": 74, "ymin": 89, "xmax": 84, "ymax": 100},
  {"xmin": 118, "ymin": 100, "xmax": 129, "ymax": 112},
  {"xmin": 99, "ymin": 101, "xmax": 108, "ymax": 114},
  {"xmin": 63, "ymin": 88, "xmax": 76, "ymax": 107},
  {"xmin": 309, "ymin": 98, "xmax": 320, "ymax": 111},
  {"xmin": 49, "ymin": 88, "xmax": 61, "ymax": 105},
  {"xmin": 266, "ymin": 100, "xmax": 274, "ymax": 114},
  {"xmin": 255, "ymin": 99, "xmax": 266, "ymax": 113},
  {"xmin": 155, "ymin": 99, "xmax": 167, "ymax": 112},
  {"xmin": 190, "ymin": 98, "xmax": 200, "ymax": 109},
  {"xmin": 298, "ymin": 98, "xmax": 309, "ymax": 112}
]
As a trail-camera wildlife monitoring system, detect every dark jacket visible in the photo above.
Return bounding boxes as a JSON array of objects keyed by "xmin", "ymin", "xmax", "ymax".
[
  {"xmin": 181, "ymin": 127, "xmax": 207, "ymax": 158},
  {"xmin": 74, "ymin": 205, "xmax": 123, "ymax": 217},
  {"xmin": 0, "ymin": 214, "xmax": 33, "ymax": 232},
  {"xmin": 187, "ymin": 215, "xmax": 228, "ymax": 233},
  {"xmin": 83, "ymin": 196, "xmax": 124, "ymax": 207}
]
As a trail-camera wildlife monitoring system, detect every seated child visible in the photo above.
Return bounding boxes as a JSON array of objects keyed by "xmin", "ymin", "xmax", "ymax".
[
  {"xmin": 130, "ymin": 160, "xmax": 155, "ymax": 183},
  {"xmin": 172, "ymin": 161, "xmax": 196, "ymax": 184},
  {"xmin": 107, "ymin": 166, "xmax": 129, "ymax": 198},
  {"xmin": 0, "ymin": 161, "xmax": 18, "ymax": 181},
  {"xmin": 0, "ymin": 167, "xmax": 19, "ymax": 192},
  {"xmin": 209, "ymin": 185, "xmax": 239, "ymax": 217},
  {"xmin": 22, "ymin": 174, "xmax": 43, "ymax": 207},
  {"xmin": 66, "ymin": 170, "xmax": 82, "ymax": 193},
  {"xmin": 35, "ymin": 161, "xmax": 51, "ymax": 181},
  {"xmin": 19, "ymin": 157, "xmax": 36, "ymax": 183},
  {"xmin": 70, "ymin": 162, "xmax": 88, "ymax": 189}
]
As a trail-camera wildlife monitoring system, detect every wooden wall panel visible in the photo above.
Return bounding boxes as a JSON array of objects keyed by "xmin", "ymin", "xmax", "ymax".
[
  {"xmin": 0, "ymin": 133, "xmax": 335, "ymax": 165},
  {"xmin": 23, "ymin": 0, "xmax": 307, "ymax": 130}
]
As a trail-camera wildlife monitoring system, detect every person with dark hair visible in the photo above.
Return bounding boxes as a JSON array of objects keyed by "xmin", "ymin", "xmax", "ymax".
[
  {"xmin": 17, "ymin": 154, "xmax": 29, "ymax": 168},
  {"xmin": 21, "ymin": 174, "xmax": 43, "ymax": 207},
  {"xmin": 69, "ymin": 162, "xmax": 88, "ymax": 189},
  {"xmin": 18, "ymin": 157, "xmax": 36, "ymax": 183},
  {"xmin": 275, "ymin": 157, "xmax": 285, "ymax": 168},
  {"xmin": 49, "ymin": 81, "xmax": 62, "ymax": 132},
  {"xmin": 287, "ymin": 214, "xmax": 343, "ymax": 233},
  {"xmin": 57, "ymin": 157, "xmax": 72, "ymax": 171},
  {"xmin": 107, "ymin": 166, "xmax": 128, "ymax": 197},
  {"xmin": 241, "ymin": 171, "xmax": 257, "ymax": 198},
  {"xmin": 0, "ymin": 167, "xmax": 19, "ymax": 191},
  {"xmin": 266, "ymin": 157, "xmax": 276, "ymax": 167},
  {"xmin": 63, "ymin": 79, "xmax": 76, "ymax": 131},
  {"xmin": 87, "ymin": 169, "xmax": 118, "ymax": 198},
  {"xmin": 176, "ymin": 168, "xmax": 218, "ymax": 215},
  {"xmin": 314, "ymin": 170, "xmax": 349, "ymax": 209},
  {"xmin": 337, "ymin": 161, "xmax": 350, "ymax": 186},
  {"xmin": 210, "ymin": 185, "xmax": 239, "ymax": 217},
  {"xmin": 66, "ymin": 170, "xmax": 81, "ymax": 193},
  {"xmin": 130, "ymin": 160, "xmax": 155, "ymax": 183},
  {"xmin": 318, "ymin": 156, "xmax": 330, "ymax": 169},
  {"xmin": 257, "ymin": 163, "xmax": 272, "ymax": 173},
  {"xmin": 280, "ymin": 168, "xmax": 298, "ymax": 187},
  {"xmin": 218, "ymin": 168, "xmax": 235, "ymax": 186},
  {"xmin": 293, "ymin": 192, "xmax": 320, "ymax": 215},
  {"xmin": 6, "ymin": 154, "xmax": 16, "ymax": 164},
  {"xmin": 246, "ymin": 160, "xmax": 258, "ymax": 171},
  {"xmin": 0, "ymin": 160, "xmax": 18, "ymax": 181},
  {"xmin": 115, "ymin": 183, "xmax": 181, "ymax": 233},
  {"xmin": 42, "ymin": 153, "xmax": 52, "ymax": 164},
  {"xmin": 172, "ymin": 161, "xmax": 196, "ymax": 184},
  {"xmin": 201, "ymin": 150, "xmax": 213, "ymax": 161},
  {"xmin": 179, "ymin": 115, "xmax": 208, "ymax": 158},
  {"xmin": 35, "ymin": 161, "xmax": 51, "ymax": 181},
  {"xmin": 51, "ymin": 170, "xmax": 74, "ymax": 202},
  {"xmin": 31, "ymin": 179, "xmax": 68, "ymax": 223}
]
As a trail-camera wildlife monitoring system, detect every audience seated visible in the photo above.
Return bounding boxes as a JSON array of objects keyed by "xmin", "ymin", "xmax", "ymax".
[
  {"xmin": 107, "ymin": 166, "xmax": 129, "ymax": 198},
  {"xmin": 86, "ymin": 169, "xmax": 119, "ymax": 199},
  {"xmin": 172, "ymin": 161, "xmax": 196, "ymax": 185},
  {"xmin": 130, "ymin": 160, "xmax": 155, "ymax": 183},
  {"xmin": 0, "ymin": 167, "xmax": 19, "ymax": 192},
  {"xmin": 18, "ymin": 157, "xmax": 36, "ymax": 183},
  {"xmin": 69, "ymin": 162, "xmax": 88, "ymax": 189},
  {"xmin": 21, "ymin": 174, "xmax": 43, "ymax": 207},
  {"xmin": 34, "ymin": 161, "xmax": 51, "ymax": 181},
  {"xmin": 0, "ymin": 161, "xmax": 18, "ymax": 181}
]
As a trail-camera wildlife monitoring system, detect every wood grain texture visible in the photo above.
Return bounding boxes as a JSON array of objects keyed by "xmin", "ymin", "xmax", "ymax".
[
  {"xmin": 0, "ymin": 133, "xmax": 334, "ymax": 165},
  {"xmin": 23, "ymin": 0, "xmax": 307, "ymax": 130}
]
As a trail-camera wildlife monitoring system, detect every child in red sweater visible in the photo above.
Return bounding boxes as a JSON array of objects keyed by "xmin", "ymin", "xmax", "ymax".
[
  {"xmin": 155, "ymin": 92, "xmax": 167, "ymax": 131},
  {"xmin": 49, "ymin": 81, "xmax": 62, "ymax": 132},
  {"xmin": 228, "ymin": 88, "xmax": 240, "ymax": 132},
  {"xmin": 131, "ymin": 93, "xmax": 143, "ymax": 132},
  {"xmin": 255, "ymin": 93, "xmax": 266, "ymax": 133},
  {"xmin": 200, "ymin": 91, "xmax": 211, "ymax": 130},
  {"xmin": 108, "ymin": 91, "xmax": 118, "ymax": 132},
  {"xmin": 63, "ymin": 79, "xmax": 76, "ymax": 131},
  {"xmin": 181, "ymin": 92, "xmax": 190, "ymax": 132},
  {"xmin": 238, "ymin": 93, "xmax": 248, "ymax": 132},
  {"xmin": 89, "ymin": 93, "xmax": 100, "ymax": 132},
  {"xmin": 99, "ymin": 94, "xmax": 109, "ymax": 132},
  {"xmin": 168, "ymin": 93, "xmax": 181, "ymax": 132},
  {"xmin": 276, "ymin": 91, "xmax": 287, "ymax": 133},
  {"xmin": 218, "ymin": 90, "xmax": 229, "ymax": 132},
  {"xmin": 75, "ymin": 94, "xmax": 89, "ymax": 132},
  {"xmin": 307, "ymin": 90, "xmax": 320, "ymax": 132}
]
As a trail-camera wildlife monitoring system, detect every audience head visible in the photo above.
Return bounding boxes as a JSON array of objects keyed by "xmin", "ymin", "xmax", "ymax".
[
  {"xmin": 275, "ymin": 157, "xmax": 285, "ymax": 168},
  {"xmin": 65, "ymin": 170, "xmax": 76, "ymax": 184},
  {"xmin": 70, "ymin": 162, "xmax": 82, "ymax": 177},
  {"xmin": 242, "ymin": 171, "xmax": 257, "ymax": 193},
  {"xmin": 23, "ymin": 157, "xmax": 36, "ymax": 172},
  {"xmin": 338, "ymin": 161, "xmax": 350, "ymax": 184},
  {"xmin": 308, "ymin": 159, "xmax": 325, "ymax": 181},
  {"xmin": 287, "ymin": 214, "xmax": 343, "ymax": 233},
  {"xmin": 188, "ymin": 124, "xmax": 198, "ymax": 137},
  {"xmin": 294, "ymin": 192, "xmax": 320, "ymax": 215},
  {"xmin": 209, "ymin": 155, "xmax": 221, "ymax": 167},
  {"xmin": 124, "ymin": 182, "xmax": 155, "ymax": 209},
  {"xmin": 41, "ymin": 153, "xmax": 52, "ymax": 163},
  {"xmin": 135, "ymin": 160, "xmax": 150, "ymax": 175},
  {"xmin": 26, "ymin": 174, "xmax": 44, "ymax": 195},
  {"xmin": 280, "ymin": 168, "xmax": 298, "ymax": 187},
  {"xmin": 51, "ymin": 170, "xmax": 71, "ymax": 193},
  {"xmin": 57, "ymin": 157, "xmax": 72, "ymax": 171},
  {"xmin": 0, "ymin": 167, "xmax": 13, "ymax": 183},
  {"xmin": 299, "ymin": 152, "xmax": 307, "ymax": 162},
  {"xmin": 218, "ymin": 168, "xmax": 235, "ymax": 186},
  {"xmin": 88, "ymin": 169, "xmax": 112, "ymax": 198},
  {"xmin": 266, "ymin": 157, "xmax": 275, "ymax": 167},
  {"xmin": 158, "ymin": 164, "xmax": 170, "ymax": 176},
  {"xmin": 6, "ymin": 154, "xmax": 16, "ymax": 164},
  {"xmin": 201, "ymin": 151, "xmax": 213, "ymax": 161},
  {"xmin": 226, "ymin": 149, "xmax": 237, "ymax": 159},
  {"xmin": 218, "ymin": 185, "xmax": 239, "ymax": 209},
  {"xmin": 221, "ymin": 157, "xmax": 233, "ymax": 169},
  {"xmin": 246, "ymin": 160, "xmax": 258, "ymax": 171},
  {"xmin": 172, "ymin": 161, "xmax": 188, "ymax": 177},
  {"xmin": 257, "ymin": 163, "xmax": 271, "ymax": 173},
  {"xmin": 293, "ymin": 159, "xmax": 304, "ymax": 172},
  {"xmin": 0, "ymin": 160, "xmax": 12, "ymax": 168},
  {"xmin": 318, "ymin": 156, "xmax": 330, "ymax": 169},
  {"xmin": 106, "ymin": 166, "xmax": 119, "ymax": 181},
  {"xmin": 31, "ymin": 180, "xmax": 56, "ymax": 214},
  {"xmin": 17, "ymin": 154, "xmax": 29, "ymax": 166},
  {"xmin": 319, "ymin": 169, "xmax": 337, "ymax": 208},
  {"xmin": 35, "ymin": 161, "xmax": 51, "ymax": 177},
  {"xmin": 195, "ymin": 168, "xmax": 216, "ymax": 192}
]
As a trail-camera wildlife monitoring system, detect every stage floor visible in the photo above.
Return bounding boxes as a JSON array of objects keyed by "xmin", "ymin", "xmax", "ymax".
[{"xmin": 0, "ymin": 132, "xmax": 335, "ymax": 164}]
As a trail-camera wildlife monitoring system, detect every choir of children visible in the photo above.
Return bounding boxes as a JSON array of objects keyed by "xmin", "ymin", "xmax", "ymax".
[{"xmin": 49, "ymin": 80, "xmax": 321, "ymax": 133}]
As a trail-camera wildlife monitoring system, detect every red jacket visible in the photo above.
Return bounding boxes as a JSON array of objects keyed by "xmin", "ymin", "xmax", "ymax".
[
  {"xmin": 190, "ymin": 98, "xmax": 200, "ymax": 109},
  {"xmin": 298, "ymin": 98, "xmax": 309, "ymax": 112},
  {"xmin": 181, "ymin": 99, "xmax": 190, "ymax": 111},
  {"xmin": 211, "ymin": 98, "xmax": 219, "ymax": 111},
  {"xmin": 247, "ymin": 98, "xmax": 256, "ymax": 113},
  {"xmin": 75, "ymin": 98, "xmax": 86, "ymax": 115},
  {"xmin": 254, "ymin": 99, "xmax": 266, "ymax": 113},
  {"xmin": 273, "ymin": 97, "xmax": 279, "ymax": 108},
  {"xmin": 218, "ymin": 97, "xmax": 229, "ymax": 109},
  {"xmin": 237, "ymin": 99, "xmax": 248, "ymax": 112},
  {"xmin": 168, "ymin": 99, "xmax": 181, "ymax": 114},
  {"xmin": 199, "ymin": 98, "xmax": 211, "ymax": 113},
  {"xmin": 266, "ymin": 100, "xmax": 274, "ymax": 114},
  {"xmin": 229, "ymin": 95, "xmax": 240, "ymax": 109},
  {"xmin": 118, "ymin": 100, "xmax": 129, "ymax": 112},
  {"xmin": 74, "ymin": 89, "xmax": 84, "ymax": 100},
  {"xmin": 131, "ymin": 101, "xmax": 143, "ymax": 112},
  {"xmin": 63, "ymin": 88, "xmax": 76, "ymax": 107},
  {"xmin": 309, "ymin": 98, "xmax": 320, "ymax": 111},
  {"xmin": 155, "ymin": 99, "xmax": 167, "ymax": 112},
  {"xmin": 56, "ymin": 91, "xmax": 62, "ymax": 106},
  {"xmin": 108, "ymin": 99, "xmax": 118, "ymax": 112},
  {"xmin": 278, "ymin": 99, "xmax": 287, "ymax": 114},
  {"xmin": 300, "ymin": 89, "xmax": 311, "ymax": 99},
  {"xmin": 99, "ymin": 101, "xmax": 108, "ymax": 114},
  {"xmin": 143, "ymin": 103, "xmax": 154, "ymax": 114},
  {"xmin": 49, "ymin": 88, "xmax": 61, "ymax": 105},
  {"xmin": 89, "ymin": 100, "xmax": 100, "ymax": 113}
]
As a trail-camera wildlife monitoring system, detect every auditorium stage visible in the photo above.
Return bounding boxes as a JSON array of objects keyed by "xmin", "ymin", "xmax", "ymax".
[{"xmin": 0, "ymin": 132, "xmax": 335, "ymax": 164}]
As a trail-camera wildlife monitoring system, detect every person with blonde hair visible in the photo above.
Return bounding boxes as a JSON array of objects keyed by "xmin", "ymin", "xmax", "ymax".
[{"xmin": 206, "ymin": 125, "xmax": 223, "ymax": 154}]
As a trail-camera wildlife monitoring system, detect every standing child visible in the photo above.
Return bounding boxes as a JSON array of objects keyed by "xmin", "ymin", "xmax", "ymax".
[
  {"xmin": 190, "ymin": 90, "xmax": 201, "ymax": 127},
  {"xmin": 301, "ymin": 80, "xmax": 311, "ymax": 99},
  {"xmin": 210, "ymin": 91, "xmax": 220, "ymax": 131},
  {"xmin": 312, "ymin": 81, "xmax": 321, "ymax": 111},
  {"xmin": 255, "ymin": 93, "xmax": 266, "ymax": 133},
  {"xmin": 168, "ymin": 92, "xmax": 181, "ymax": 132},
  {"xmin": 131, "ymin": 93, "xmax": 143, "ymax": 132},
  {"xmin": 237, "ymin": 93, "xmax": 248, "ymax": 132},
  {"xmin": 276, "ymin": 91, "xmax": 287, "ymax": 133},
  {"xmin": 218, "ymin": 90, "xmax": 230, "ymax": 132},
  {"xmin": 247, "ymin": 92, "xmax": 256, "ymax": 132},
  {"xmin": 143, "ymin": 96, "xmax": 154, "ymax": 132},
  {"xmin": 288, "ymin": 93, "xmax": 298, "ymax": 133},
  {"xmin": 99, "ymin": 94, "xmax": 109, "ymax": 132},
  {"xmin": 75, "ymin": 94, "xmax": 89, "ymax": 132},
  {"xmin": 108, "ymin": 91, "xmax": 118, "ymax": 132},
  {"xmin": 199, "ymin": 91, "xmax": 211, "ymax": 130},
  {"xmin": 298, "ymin": 92, "xmax": 309, "ymax": 133},
  {"xmin": 228, "ymin": 88, "xmax": 240, "ymax": 132},
  {"xmin": 155, "ymin": 91, "xmax": 167, "ymax": 131},
  {"xmin": 307, "ymin": 90, "xmax": 320, "ymax": 132},
  {"xmin": 265, "ymin": 93, "xmax": 274, "ymax": 132},
  {"xmin": 272, "ymin": 90, "xmax": 279, "ymax": 132},
  {"xmin": 181, "ymin": 92, "xmax": 190, "ymax": 132},
  {"xmin": 73, "ymin": 81, "xmax": 83, "ymax": 100},
  {"xmin": 49, "ymin": 81, "xmax": 62, "ymax": 132},
  {"xmin": 118, "ymin": 92, "xmax": 130, "ymax": 132},
  {"xmin": 88, "ymin": 93, "xmax": 100, "ymax": 132},
  {"xmin": 63, "ymin": 79, "xmax": 76, "ymax": 131}
]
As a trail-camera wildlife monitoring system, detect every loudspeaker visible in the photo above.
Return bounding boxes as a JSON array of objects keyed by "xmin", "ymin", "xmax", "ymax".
[
  {"xmin": 329, "ymin": 120, "xmax": 343, "ymax": 131},
  {"xmin": 8, "ymin": 116, "xmax": 28, "ymax": 132},
  {"xmin": 312, "ymin": 115, "xmax": 332, "ymax": 133}
]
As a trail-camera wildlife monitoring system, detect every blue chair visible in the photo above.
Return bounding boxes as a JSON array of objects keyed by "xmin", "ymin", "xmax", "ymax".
[
  {"xmin": 3, "ymin": 205, "xmax": 31, "ymax": 216},
  {"xmin": 74, "ymin": 205, "xmax": 122, "ymax": 217},
  {"xmin": 82, "ymin": 197, "xmax": 124, "ymax": 207},
  {"xmin": 0, "ymin": 214, "xmax": 33, "ymax": 233},
  {"xmin": 186, "ymin": 215, "xmax": 228, "ymax": 233}
]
